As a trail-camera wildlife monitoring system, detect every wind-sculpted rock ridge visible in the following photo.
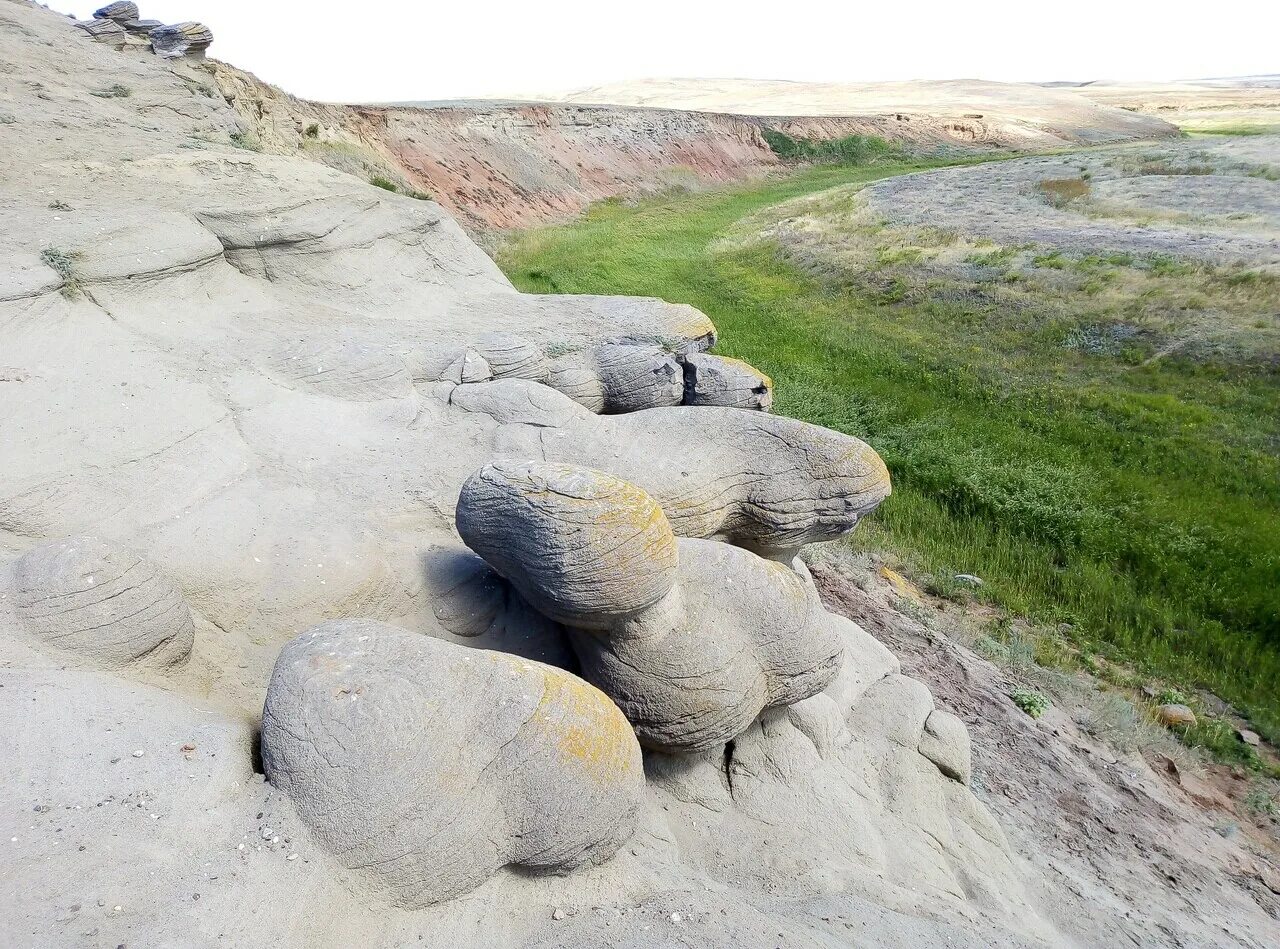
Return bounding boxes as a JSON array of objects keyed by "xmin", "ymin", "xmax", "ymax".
[{"xmin": 5, "ymin": 3, "xmax": 1249, "ymax": 947}]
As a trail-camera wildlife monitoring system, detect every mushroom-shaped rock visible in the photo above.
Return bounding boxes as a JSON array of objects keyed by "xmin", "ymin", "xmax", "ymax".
[
  {"xmin": 150, "ymin": 21, "xmax": 212, "ymax": 58},
  {"xmin": 260, "ymin": 620, "xmax": 643, "ymax": 907},
  {"xmin": 92, "ymin": 2, "xmax": 138, "ymax": 21},
  {"xmin": 11, "ymin": 535, "xmax": 194, "ymax": 668},
  {"xmin": 682, "ymin": 353, "xmax": 773, "ymax": 410},
  {"xmin": 457, "ymin": 462, "xmax": 845, "ymax": 753},
  {"xmin": 918, "ymin": 709, "xmax": 973, "ymax": 784}
]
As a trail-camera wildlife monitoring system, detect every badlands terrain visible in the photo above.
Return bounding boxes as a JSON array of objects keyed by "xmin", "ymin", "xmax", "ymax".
[{"xmin": 1, "ymin": 2, "xmax": 1278, "ymax": 948}]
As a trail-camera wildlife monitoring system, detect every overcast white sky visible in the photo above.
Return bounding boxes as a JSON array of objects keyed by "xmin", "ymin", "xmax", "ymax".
[{"xmin": 63, "ymin": 1, "xmax": 1277, "ymax": 103}]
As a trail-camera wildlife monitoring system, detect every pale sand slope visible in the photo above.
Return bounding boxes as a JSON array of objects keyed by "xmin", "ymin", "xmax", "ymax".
[{"xmin": 534, "ymin": 77, "xmax": 1178, "ymax": 145}]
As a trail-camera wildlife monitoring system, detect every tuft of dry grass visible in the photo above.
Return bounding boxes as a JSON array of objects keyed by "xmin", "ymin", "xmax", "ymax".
[{"xmin": 1038, "ymin": 177, "xmax": 1091, "ymax": 208}]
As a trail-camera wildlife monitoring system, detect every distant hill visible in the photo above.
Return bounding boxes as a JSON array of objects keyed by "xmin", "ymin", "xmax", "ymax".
[{"xmin": 524, "ymin": 77, "xmax": 1176, "ymax": 141}]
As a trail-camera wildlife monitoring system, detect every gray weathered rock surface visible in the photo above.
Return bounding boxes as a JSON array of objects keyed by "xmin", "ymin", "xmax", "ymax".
[
  {"xmin": 450, "ymin": 380, "xmax": 891, "ymax": 555},
  {"xmin": 458, "ymin": 462, "xmax": 846, "ymax": 751},
  {"xmin": 682, "ymin": 352, "xmax": 774, "ymax": 410},
  {"xmin": 93, "ymin": 2, "xmax": 138, "ymax": 21},
  {"xmin": 149, "ymin": 21, "xmax": 212, "ymax": 59},
  {"xmin": 11, "ymin": 535, "xmax": 194, "ymax": 668},
  {"xmin": 261, "ymin": 620, "xmax": 644, "ymax": 906}
]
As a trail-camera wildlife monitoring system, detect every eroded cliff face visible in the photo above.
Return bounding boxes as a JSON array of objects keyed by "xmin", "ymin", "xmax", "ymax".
[
  {"xmin": 209, "ymin": 62, "xmax": 784, "ymax": 230},
  {"xmin": 205, "ymin": 63, "xmax": 1179, "ymax": 232}
]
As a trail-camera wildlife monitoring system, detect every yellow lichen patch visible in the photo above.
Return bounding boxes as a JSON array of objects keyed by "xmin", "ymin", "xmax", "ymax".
[
  {"xmin": 716, "ymin": 355, "xmax": 773, "ymax": 389},
  {"xmin": 879, "ymin": 565, "xmax": 923, "ymax": 601},
  {"xmin": 668, "ymin": 307, "xmax": 717, "ymax": 342},
  {"xmin": 532, "ymin": 669, "xmax": 640, "ymax": 786}
]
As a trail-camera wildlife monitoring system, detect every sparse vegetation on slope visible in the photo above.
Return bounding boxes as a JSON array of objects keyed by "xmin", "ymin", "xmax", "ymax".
[
  {"xmin": 497, "ymin": 158, "xmax": 1280, "ymax": 746},
  {"xmin": 762, "ymin": 129, "xmax": 900, "ymax": 165}
]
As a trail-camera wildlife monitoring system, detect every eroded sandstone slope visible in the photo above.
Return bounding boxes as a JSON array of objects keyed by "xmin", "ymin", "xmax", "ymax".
[
  {"xmin": 215, "ymin": 72, "xmax": 1178, "ymax": 230},
  {"xmin": 4, "ymin": 4, "xmax": 1275, "ymax": 948},
  {"xmin": 2, "ymin": 3, "xmax": 1056, "ymax": 946}
]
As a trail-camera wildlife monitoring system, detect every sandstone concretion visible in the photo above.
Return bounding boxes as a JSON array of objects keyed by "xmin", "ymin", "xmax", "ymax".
[
  {"xmin": 10, "ymin": 535, "xmax": 195, "ymax": 669},
  {"xmin": 457, "ymin": 462, "xmax": 847, "ymax": 752},
  {"xmin": 92, "ymin": 2, "xmax": 138, "ymax": 21},
  {"xmin": 260, "ymin": 620, "xmax": 644, "ymax": 906},
  {"xmin": 681, "ymin": 352, "xmax": 773, "ymax": 410},
  {"xmin": 450, "ymin": 380, "xmax": 891, "ymax": 555},
  {"xmin": 150, "ymin": 21, "xmax": 213, "ymax": 58}
]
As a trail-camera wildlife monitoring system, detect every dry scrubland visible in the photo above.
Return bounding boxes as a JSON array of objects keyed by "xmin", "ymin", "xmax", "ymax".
[{"xmin": 1073, "ymin": 78, "xmax": 1280, "ymax": 135}]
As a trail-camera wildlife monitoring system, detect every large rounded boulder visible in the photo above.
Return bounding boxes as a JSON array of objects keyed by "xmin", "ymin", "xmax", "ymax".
[
  {"xmin": 11, "ymin": 535, "xmax": 195, "ymax": 668},
  {"xmin": 456, "ymin": 462, "xmax": 846, "ymax": 753},
  {"xmin": 259, "ymin": 620, "xmax": 644, "ymax": 907}
]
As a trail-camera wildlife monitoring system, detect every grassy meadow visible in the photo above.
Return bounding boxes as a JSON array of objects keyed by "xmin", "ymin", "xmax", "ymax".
[{"xmin": 496, "ymin": 155, "xmax": 1280, "ymax": 745}]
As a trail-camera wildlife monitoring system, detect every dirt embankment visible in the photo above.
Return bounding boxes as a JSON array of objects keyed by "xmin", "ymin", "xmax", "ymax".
[
  {"xmin": 209, "ymin": 63, "xmax": 781, "ymax": 230},
  {"xmin": 208, "ymin": 66, "xmax": 1178, "ymax": 231}
]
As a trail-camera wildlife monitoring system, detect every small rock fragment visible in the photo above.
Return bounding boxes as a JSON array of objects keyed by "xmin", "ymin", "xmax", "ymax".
[
  {"xmin": 953, "ymin": 573, "xmax": 983, "ymax": 586},
  {"xmin": 552, "ymin": 908, "xmax": 566, "ymax": 921},
  {"xmin": 1157, "ymin": 704, "xmax": 1197, "ymax": 728},
  {"xmin": 93, "ymin": 2, "xmax": 138, "ymax": 21},
  {"xmin": 1237, "ymin": 728, "xmax": 1261, "ymax": 747},
  {"xmin": 150, "ymin": 22, "xmax": 213, "ymax": 59}
]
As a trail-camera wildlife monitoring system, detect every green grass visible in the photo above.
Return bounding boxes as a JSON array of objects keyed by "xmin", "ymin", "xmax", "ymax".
[
  {"xmin": 89, "ymin": 83, "xmax": 131, "ymax": 99},
  {"xmin": 40, "ymin": 246, "xmax": 82, "ymax": 298},
  {"xmin": 762, "ymin": 128, "xmax": 900, "ymax": 165},
  {"xmin": 228, "ymin": 131, "xmax": 262, "ymax": 152},
  {"xmin": 496, "ymin": 160, "xmax": 1280, "ymax": 744},
  {"xmin": 1183, "ymin": 125, "xmax": 1275, "ymax": 137}
]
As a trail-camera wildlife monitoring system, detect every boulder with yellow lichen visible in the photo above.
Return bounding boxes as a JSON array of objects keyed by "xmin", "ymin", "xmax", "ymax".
[
  {"xmin": 259, "ymin": 619, "xmax": 644, "ymax": 907},
  {"xmin": 456, "ymin": 461, "xmax": 846, "ymax": 753}
]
